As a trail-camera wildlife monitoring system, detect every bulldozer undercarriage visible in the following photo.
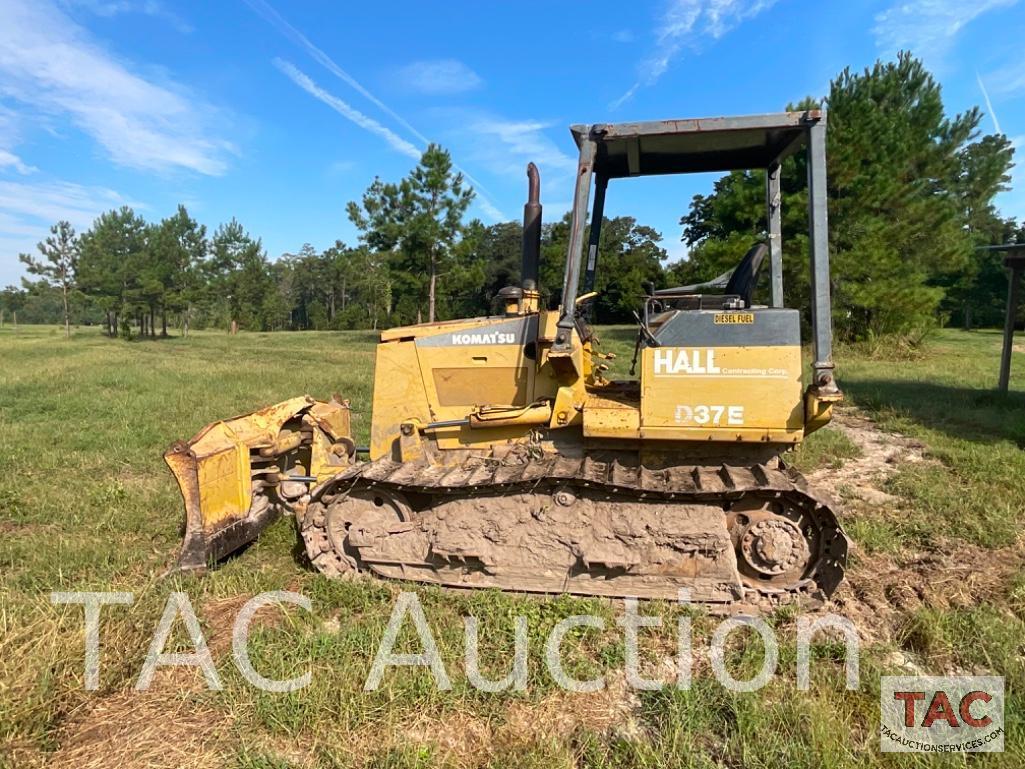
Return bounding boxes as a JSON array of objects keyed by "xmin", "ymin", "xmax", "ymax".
[{"xmin": 299, "ymin": 456, "xmax": 847, "ymax": 610}]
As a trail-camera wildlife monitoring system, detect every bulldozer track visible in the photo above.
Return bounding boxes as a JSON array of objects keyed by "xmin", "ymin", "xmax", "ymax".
[{"xmin": 301, "ymin": 455, "xmax": 848, "ymax": 611}]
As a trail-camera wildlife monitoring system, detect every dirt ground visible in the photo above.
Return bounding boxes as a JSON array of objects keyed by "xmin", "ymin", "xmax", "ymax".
[
  {"xmin": 816, "ymin": 412, "xmax": 1023, "ymax": 648},
  {"xmin": 41, "ymin": 675, "xmax": 230, "ymax": 769},
  {"xmin": 806, "ymin": 411, "xmax": 929, "ymax": 505}
]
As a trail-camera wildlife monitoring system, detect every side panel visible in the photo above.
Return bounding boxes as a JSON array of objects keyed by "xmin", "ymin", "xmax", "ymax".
[
  {"xmin": 370, "ymin": 316, "xmax": 553, "ymax": 456},
  {"xmin": 370, "ymin": 340, "xmax": 433, "ymax": 460},
  {"xmin": 415, "ymin": 316, "xmax": 537, "ymax": 417},
  {"xmin": 415, "ymin": 316, "xmax": 541, "ymax": 451},
  {"xmin": 640, "ymin": 309, "xmax": 804, "ymax": 442}
]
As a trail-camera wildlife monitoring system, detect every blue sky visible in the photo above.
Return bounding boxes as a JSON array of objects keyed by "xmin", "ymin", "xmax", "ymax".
[{"xmin": 2, "ymin": 0, "xmax": 1024, "ymax": 286}]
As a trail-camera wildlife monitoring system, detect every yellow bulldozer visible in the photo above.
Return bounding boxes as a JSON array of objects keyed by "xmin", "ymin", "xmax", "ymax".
[{"xmin": 166, "ymin": 111, "xmax": 848, "ymax": 610}]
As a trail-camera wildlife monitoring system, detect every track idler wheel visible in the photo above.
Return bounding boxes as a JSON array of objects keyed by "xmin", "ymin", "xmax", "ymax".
[
  {"xmin": 301, "ymin": 487, "xmax": 410, "ymax": 578},
  {"xmin": 727, "ymin": 498, "xmax": 820, "ymax": 592},
  {"xmin": 741, "ymin": 519, "xmax": 810, "ymax": 576}
]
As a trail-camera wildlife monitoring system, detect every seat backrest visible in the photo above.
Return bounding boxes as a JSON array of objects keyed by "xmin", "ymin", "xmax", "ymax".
[{"xmin": 723, "ymin": 243, "xmax": 768, "ymax": 307}]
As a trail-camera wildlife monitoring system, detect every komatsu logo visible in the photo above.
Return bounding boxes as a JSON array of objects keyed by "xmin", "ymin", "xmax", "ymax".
[
  {"xmin": 653, "ymin": 348, "xmax": 721, "ymax": 375},
  {"xmin": 450, "ymin": 331, "xmax": 517, "ymax": 345}
]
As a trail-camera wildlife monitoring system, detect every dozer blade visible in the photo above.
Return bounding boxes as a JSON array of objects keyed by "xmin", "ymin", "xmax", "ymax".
[{"xmin": 164, "ymin": 395, "xmax": 357, "ymax": 573}]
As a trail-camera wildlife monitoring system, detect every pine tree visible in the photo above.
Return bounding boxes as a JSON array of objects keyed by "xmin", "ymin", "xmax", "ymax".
[
  {"xmin": 940, "ymin": 134, "xmax": 1015, "ymax": 328},
  {"xmin": 152, "ymin": 205, "xmax": 207, "ymax": 337},
  {"xmin": 827, "ymin": 54, "xmax": 978, "ymax": 337},
  {"xmin": 19, "ymin": 220, "xmax": 79, "ymax": 338},
  {"xmin": 208, "ymin": 219, "xmax": 273, "ymax": 332},
  {"xmin": 347, "ymin": 144, "xmax": 474, "ymax": 323},
  {"xmin": 78, "ymin": 207, "xmax": 148, "ymax": 338},
  {"xmin": 674, "ymin": 54, "xmax": 1013, "ymax": 339}
]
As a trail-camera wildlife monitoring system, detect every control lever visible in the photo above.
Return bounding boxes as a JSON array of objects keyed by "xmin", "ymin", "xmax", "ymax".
[{"xmin": 630, "ymin": 310, "xmax": 659, "ymax": 376}]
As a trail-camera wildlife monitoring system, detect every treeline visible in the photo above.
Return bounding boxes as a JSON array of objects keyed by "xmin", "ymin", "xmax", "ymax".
[
  {"xmin": 2, "ymin": 53, "xmax": 1021, "ymax": 341},
  {"xmin": 3, "ymin": 144, "xmax": 668, "ymax": 338},
  {"xmin": 2, "ymin": 207, "xmax": 667, "ymax": 338}
]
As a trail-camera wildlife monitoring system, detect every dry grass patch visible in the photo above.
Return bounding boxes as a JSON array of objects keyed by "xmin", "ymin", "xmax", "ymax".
[
  {"xmin": 833, "ymin": 537, "xmax": 1025, "ymax": 645},
  {"xmin": 29, "ymin": 671, "xmax": 231, "ymax": 769}
]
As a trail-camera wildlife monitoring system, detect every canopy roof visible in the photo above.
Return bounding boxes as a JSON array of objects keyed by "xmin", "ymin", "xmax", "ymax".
[
  {"xmin": 572, "ymin": 110, "xmax": 823, "ymax": 178},
  {"xmin": 978, "ymin": 243, "xmax": 1025, "ymax": 268}
]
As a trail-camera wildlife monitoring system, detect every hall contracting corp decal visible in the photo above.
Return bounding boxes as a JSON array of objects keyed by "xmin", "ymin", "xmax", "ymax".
[
  {"xmin": 652, "ymin": 348, "xmax": 720, "ymax": 376},
  {"xmin": 652, "ymin": 348, "xmax": 789, "ymax": 379}
]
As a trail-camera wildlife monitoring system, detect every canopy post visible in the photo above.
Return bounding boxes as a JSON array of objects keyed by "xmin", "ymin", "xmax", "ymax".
[
  {"xmin": 999, "ymin": 262, "xmax": 1023, "ymax": 393},
  {"xmin": 583, "ymin": 174, "xmax": 608, "ymax": 295},
  {"xmin": 552, "ymin": 133, "xmax": 596, "ymax": 354},
  {"xmin": 806, "ymin": 118, "xmax": 836, "ymax": 392},
  {"xmin": 766, "ymin": 162, "xmax": 783, "ymax": 308}
]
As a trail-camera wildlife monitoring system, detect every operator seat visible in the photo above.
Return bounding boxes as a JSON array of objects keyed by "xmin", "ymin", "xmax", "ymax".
[
  {"xmin": 721, "ymin": 242, "xmax": 768, "ymax": 308},
  {"xmin": 643, "ymin": 243, "xmax": 768, "ymax": 337},
  {"xmin": 654, "ymin": 242, "xmax": 768, "ymax": 309}
]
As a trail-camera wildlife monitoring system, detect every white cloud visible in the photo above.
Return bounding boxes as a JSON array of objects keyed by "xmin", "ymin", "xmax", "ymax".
[
  {"xmin": 985, "ymin": 57, "xmax": 1025, "ymax": 98},
  {"xmin": 0, "ymin": 179, "xmax": 141, "ymax": 284},
  {"xmin": 977, "ymin": 73, "xmax": 1003, "ymax": 134},
  {"xmin": 245, "ymin": 0, "xmax": 433, "ymax": 151},
  {"xmin": 444, "ymin": 112, "xmax": 576, "ymax": 222},
  {"xmin": 0, "ymin": 0, "xmax": 234, "ymax": 176},
  {"xmin": 396, "ymin": 60, "xmax": 483, "ymax": 95},
  {"xmin": 327, "ymin": 159, "xmax": 356, "ymax": 176},
  {"xmin": 61, "ymin": 0, "xmax": 193, "ymax": 34},
  {"xmin": 474, "ymin": 198, "xmax": 506, "ymax": 223},
  {"xmin": 467, "ymin": 118, "xmax": 577, "ymax": 178},
  {"xmin": 413, "ymin": 108, "xmax": 577, "ymax": 222},
  {"xmin": 246, "ymin": 0, "xmax": 507, "ymax": 219},
  {"xmin": 0, "ymin": 212, "xmax": 45, "ymax": 239},
  {"xmin": 873, "ymin": 0, "xmax": 1018, "ymax": 57},
  {"xmin": 0, "ymin": 150, "xmax": 35, "ymax": 175},
  {"xmin": 612, "ymin": 0, "xmax": 778, "ymax": 109},
  {"xmin": 0, "ymin": 179, "xmax": 131, "ymax": 231},
  {"xmin": 278, "ymin": 60, "xmax": 507, "ymax": 224},
  {"xmin": 275, "ymin": 59, "xmax": 421, "ymax": 160}
]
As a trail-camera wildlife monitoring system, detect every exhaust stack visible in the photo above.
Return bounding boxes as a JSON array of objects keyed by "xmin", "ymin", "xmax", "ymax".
[{"xmin": 521, "ymin": 162, "xmax": 541, "ymax": 291}]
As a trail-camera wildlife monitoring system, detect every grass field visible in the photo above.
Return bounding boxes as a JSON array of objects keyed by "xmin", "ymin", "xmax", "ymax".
[{"xmin": 1, "ymin": 324, "xmax": 1023, "ymax": 768}]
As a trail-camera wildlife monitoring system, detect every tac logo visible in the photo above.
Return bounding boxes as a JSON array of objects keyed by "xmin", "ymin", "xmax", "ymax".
[
  {"xmin": 652, "ymin": 348, "xmax": 720, "ymax": 375},
  {"xmin": 880, "ymin": 676, "xmax": 1004, "ymax": 753}
]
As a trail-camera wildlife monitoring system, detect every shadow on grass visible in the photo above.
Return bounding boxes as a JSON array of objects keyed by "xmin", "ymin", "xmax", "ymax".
[
  {"xmin": 845, "ymin": 378, "xmax": 1025, "ymax": 448},
  {"xmin": 124, "ymin": 334, "xmax": 182, "ymax": 343}
]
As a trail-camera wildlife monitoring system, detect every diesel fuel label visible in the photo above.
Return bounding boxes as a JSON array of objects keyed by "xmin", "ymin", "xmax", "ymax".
[{"xmin": 713, "ymin": 312, "xmax": 754, "ymax": 324}]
